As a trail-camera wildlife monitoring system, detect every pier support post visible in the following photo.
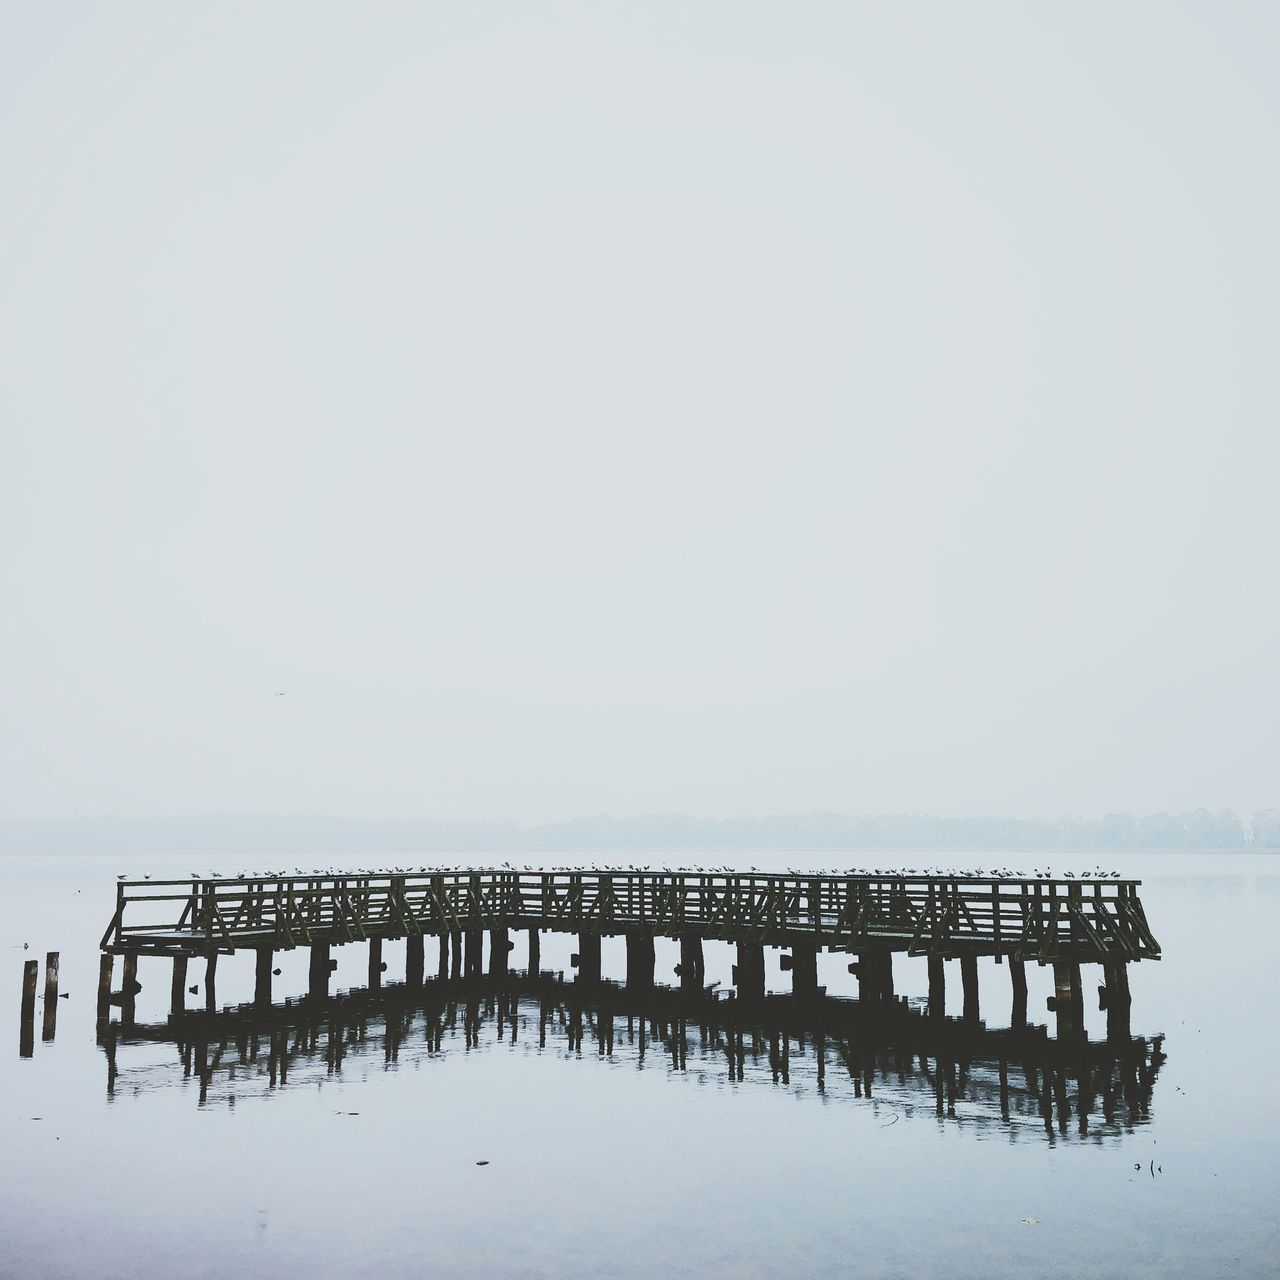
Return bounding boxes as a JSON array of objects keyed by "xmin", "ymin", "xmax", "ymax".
[
  {"xmin": 788, "ymin": 941, "xmax": 819, "ymax": 1001},
  {"xmin": 734, "ymin": 942, "xmax": 765, "ymax": 1000},
  {"xmin": 626, "ymin": 933, "xmax": 655, "ymax": 990},
  {"xmin": 528, "ymin": 928, "xmax": 541, "ymax": 976},
  {"xmin": 450, "ymin": 930, "xmax": 462, "ymax": 978},
  {"xmin": 42, "ymin": 952, "xmax": 59, "ymax": 1042},
  {"xmin": 464, "ymin": 929, "xmax": 483, "ymax": 978},
  {"xmin": 928, "ymin": 955, "xmax": 946, "ymax": 1018},
  {"xmin": 169, "ymin": 955, "xmax": 188, "ymax": 1019},
  {"xmin": 97, "ymin": 953, "xmax": 114, "ymax": 1021},
  {"xmin": 678, "ymin": 937, "xmax": 704, "ymax": 993},
  {"xmin": 406, "ymin": 935, "xmax": 425, "ymax": 988},
  {"xmin": 489, "ymin": 927, "xmax": 511, "ymax": 977},
  {"xmin": 369, "ymin": 937, "xmax": 384, "ymax": 991},
  {"xmin": 879, "ymin": 951, "xmax": 895, "ymax": 1001},
  {"xmin": 575, "ymin": 933, "xmax": 602, "ymax": 982},
  {"xmin": 1009, "ymin": 958, "xmax": 1027, "ymax": 1029},
  {"xmin": 255, "ymin": 946, "xmax": 273, "ymax": 1006},
  {"xmin": 123, "ymin": 953, "xmax": 139, "ymax": 1024},
  {"xmin": 20, "ymin": 960, "xmax": 37, "ymax": 1056},
  {"xmin": 960, "ymin": 954, "xmax": 980, "ymax": 1023},
  {"xmin": 856, "ymin": 953, "xmax": 882, "ymax": 1007},
  {"xmin": 1051, "ymin": 961, "xmax": 1083, "ymax": 1039},
  {"xmin": 438, "ymin": 933, "xmax": 449, "ymax": 979},
  {"xmin": 309, "ymin": 942, "xmax": 331, "ymax": 1000},
  {"xmin": 204, "ymin": 953, "xmax": 217, "ymax": 1014},
  {"xmin": 1102, "ymin": 959, "xmax": 1132, "ymax": 1042}
]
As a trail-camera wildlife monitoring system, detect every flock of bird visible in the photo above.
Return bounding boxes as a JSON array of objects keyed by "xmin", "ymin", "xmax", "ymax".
[{"xmin": 117, "ymin": 863, "xmax": 1127, "ymax": 882}]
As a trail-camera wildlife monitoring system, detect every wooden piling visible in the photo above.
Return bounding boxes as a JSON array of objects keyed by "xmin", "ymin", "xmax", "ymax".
[
  {"xmin": 406, "ymin": 935, "xmax": 425, "ymax": 988},
  {"xmin": 255, "ymin": 946, "xmax": 274, "ymax": 1006},
  {"xmin": 576, "ymin": 933, "xmax": 602, "ymax": 982},
  {"xmin": 528, "ymin": 928, "xmax": 541, "ymax": 976},
  {"xmin": 960, "ymin": 954, "xmax": 979, "ymax": 1023},
  {"xmin": 789, "ymin": 941, "xmax": 819, "ymax": 1001},
  {"xmin": 20, "ymin": 959, "xmax": 37, "ymax": 1057},
  {"xmin": 170, "ymin": 955, "xmax": 188, "ymax": 1019},
  {"xmin": 122, "ymin": 953, "xmax": 139, "ymax": 1024},
  {"xmin": 438, "ymin": 933, "xmax": 449, "ymax": 980},
  {"xmin": 450, "ymin": 930, "xmax": 462, "ymax": 977},
  {"xmin": 679, "ymin": 937, "xmax": 704, "ymax": 993},
  {"xmin": 928, "ymin": 954, "xmax": 946, "ymax": 1017},
  {"xmin": 97, "ymin": 952, "xmax": 114, "ymax": 1021},
  {"xmin": 734, "ymin": 942, "xmax": 765, "ymax": 1000},
  {"xmin": 204, "ymin": 952, "xmax": 218, "ymax": 1014},
  {"xmin": 1052, "ymin": 961, "xmax": 1082, "ymax": 1039},
  {"xmin": 309, "ymin": 942, "xmax": 331, "ymax": 999},
  {"xmin": 625, "ymin": 933, "xmax": 655, "ymax": 990},
  {"xmin": 464, "ymin": 928, "xmax": 483, "ymax": 978},
  {"xmin": 1103, "ymin": 958, "xmax": 1132, "ymax": 1042},
  {"xmin": 42, "ymin": 952, "xmax": 59, "ymax": 1041},
  {"xmin": 1009, "ymin": 957, "xmax": 1027, "ymax": 1029},
  {"xmin": 369, "ymin": 936, "xmax": 384, "ymax": 990},
  {"xmin": 489, "ymin": 927, "xmax": 510, "ymax": 977}
]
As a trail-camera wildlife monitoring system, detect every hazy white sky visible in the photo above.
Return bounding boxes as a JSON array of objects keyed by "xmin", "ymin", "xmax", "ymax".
[{"xmin": 1, "ymin": 2, "xmax": 1277, "ymax": 825}]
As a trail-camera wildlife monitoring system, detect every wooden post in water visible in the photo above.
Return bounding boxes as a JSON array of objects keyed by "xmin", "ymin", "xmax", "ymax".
[
  {"xmin": 928, "ymin": 954, "xmax": 946, "ymax": 1018},
  {"xmin": 879, "ymin": 951, "xmax": 895, "ymax": 1001},
  {"xmin": 450, "ymin": 930, "xmax": 462, "ymax": 977},
  {"xmin": 438, "ymin": 933, "xmax": 449, "ymax": 980},
  {"xmin": 97, "ymin": 953, "xmax": 114, "ymax": 1021},
  {"xmin": 960, "ymin": 954, "xmax": 980, "ymax": 1023},
  {"xmin": 406, "ymin": 935, "xmax": 425, "ymax": 988},
  {"xmin": 42, "ymin": 952, "xmax": 59, "ymax": 1041},
  {"xmin": 169, "ymin": 955, "xmax": 188, "ymax": 1020},
  {"xmin": 733, "ymin": 942, "xmax": 765, "ymax": 1000},
  {"xmin": 122, "ymin": 953, "xmax": 139, "ymax": 1025},
  {"xmin": 1051, "ymin": 961, "xmax": 1082, "ymax": 1039},
  {"xmin": 788, "ymin": 941, "xmax": 819, "ymax": 1001},
  {"xmin": 527, "ymin": 927, "xmax": 541, "ymax": 976},
  {"xmin": 678, "ymin": 937, "xmax": 703, "ymax": 993},
  {"xmin": 369, "ymin": 936, "xmax": 384, "ymax": 990},
  {"xmin": 575, "ymin": 933, "xmax": 602, "ymax": 982},
  {"xmin": 20, "ymin": 960, "xmax": 37, "ymax": 1057},
  {"xmin": 464, "ymin": 929, "xmax": 483, "ymax": 978},
  {"xmin": 1103, "ymin": 958, "xmax": 1132, "ymax": 1042},
  {"xmin": 309, "ymin": 942, "xmax": 331, "ymax": 999},
  {"xmin": 625, "ymin": 933, "xmax": 655, "ymax": 990},
  {"xmin": 856, "ymin": 954, "xmax": 878, "ymax": 1006},
  {"xmin": 204, "ymin": 952, "xmax": 218, "ymax": 1014},
  {"xmin": 255, "ymin": 946, "xmax": 273, "ymax": 1006},
  {"xmin": 1009, "ymin": 958, "xmax": 1028, "ymax": 1029},
  {"xmin": 489, "ymin": 927, "xmax": 510, "ymax": 977}
]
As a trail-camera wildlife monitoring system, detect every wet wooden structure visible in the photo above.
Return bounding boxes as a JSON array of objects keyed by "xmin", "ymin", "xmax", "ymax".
[
  {"xmin": 99, "ymin": 973, "xmax": 1165, "ymax": 1140},
  {"xmin": 99, "ymin": 869, "xmax": 1160, "ymax": 1039}
]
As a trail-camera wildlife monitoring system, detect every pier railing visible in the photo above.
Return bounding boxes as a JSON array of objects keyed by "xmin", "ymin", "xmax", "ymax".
[{"xmin": 102, "ymin": 869, "xmax": 1160, "ymax": 963}]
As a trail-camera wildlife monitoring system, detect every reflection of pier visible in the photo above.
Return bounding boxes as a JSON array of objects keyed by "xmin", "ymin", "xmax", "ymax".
[
  {"xmin": 99, "ymin": 869, "xmax": 1161, "ymax": 1042},
  {"xmin": 100, "ymin": 975, "xmax": 1165, "ymax": 1142}
]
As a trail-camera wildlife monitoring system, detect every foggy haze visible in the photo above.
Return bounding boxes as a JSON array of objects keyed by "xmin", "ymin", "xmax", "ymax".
[{"xmin": 2, "ymin": 3, "xmax": 1278, "ymax": 832}]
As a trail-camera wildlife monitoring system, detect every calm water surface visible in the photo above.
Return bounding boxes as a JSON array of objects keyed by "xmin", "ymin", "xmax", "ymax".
[{"xmin": 2, "ymin": 852, "xmax": 1277, "ymax": 1279}]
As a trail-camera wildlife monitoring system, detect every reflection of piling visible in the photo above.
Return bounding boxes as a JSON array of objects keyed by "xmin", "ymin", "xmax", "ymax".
[
  {"xmin": 42, "ymin": 952, "xmax": 59, "ymax": 1041},
  {"xmin": 170, "ymin": 955, "xmax": 188, "ymax": 1019},
  {"xmin": 20, "ymin": 960, "xmax": 37, "ymax": 1057},
  {"xmin": 97, "ymin": 953, "xmax": 114, "ymax": 1024}
]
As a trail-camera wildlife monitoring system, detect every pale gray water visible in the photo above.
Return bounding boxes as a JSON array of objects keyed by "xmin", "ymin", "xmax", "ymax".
[{"xmin": 2, "ymin": 852, "xmax": 1277, "ymax": 1279}]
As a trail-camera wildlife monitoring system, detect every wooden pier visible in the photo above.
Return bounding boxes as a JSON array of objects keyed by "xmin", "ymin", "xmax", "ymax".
[{"xmin": 99, "ymin": 868, "xmax": 1160, "ymax": 1039}]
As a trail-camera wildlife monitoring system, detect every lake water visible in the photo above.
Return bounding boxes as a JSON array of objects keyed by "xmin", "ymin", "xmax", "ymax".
[{"xmin": 2, "ymin": 851, "xmax": 1277, "ymax": 1279}]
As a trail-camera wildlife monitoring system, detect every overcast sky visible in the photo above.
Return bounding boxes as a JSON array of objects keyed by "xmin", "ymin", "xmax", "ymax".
[{"xmin": 1, "ymin": 2, "xmax": 1277, "ymax": 827}]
